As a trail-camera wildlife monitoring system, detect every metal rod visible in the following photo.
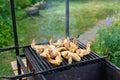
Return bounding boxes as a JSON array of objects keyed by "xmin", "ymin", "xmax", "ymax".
[
  {"xmin": 17, "ymin": 56, "xmax": 33, "ymax": 80},
  {"xmin": 0, "ymin": 45, "xmax": 29, "ymax": 52},
  {"xmin": 0, "ymin": 72, "xmax": 34, "ymax": 80},
  {"xmin": 0, "ymin": 46, "xmax": 16, "ymax": 52},
  {"xmin": 10, "ymin": 0, "xmax": 21, "ymax": 80},
  {"xmin": 17, "ymin": 56, "xmax": 28, "ymax": 73},
  {"xmin": 66, "ymin": 0, "xmax": 70, "ymax": 37}
]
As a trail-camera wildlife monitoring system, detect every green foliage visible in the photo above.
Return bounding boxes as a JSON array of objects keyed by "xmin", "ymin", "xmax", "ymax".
[
  {"xmin": 16, "ymin": 9, "xmax": 27, "ymax": 20},
  {"xmin": 91, "ymin": 26, "xmax": 120, "ymax": 67},
  {"xmin": 0, "ymin": 0, "xmax": 10, "ymax": 15},
  {"xmin": 112, "ymin": 51, "xmax": 120, "ymax": 67},
  {"xmin": 15, "ymin": 0, "xmax": 32, "ymax": 9},
  {"xmin": 0, "ymin": 16, "xmax": 13, "ymax": 48},
  {"xmin": 113, "ymin": 19, "xmax": 120, "ymax": 26}
]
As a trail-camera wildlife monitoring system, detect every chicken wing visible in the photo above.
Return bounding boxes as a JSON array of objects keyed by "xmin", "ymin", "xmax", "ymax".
[
  {"xmin": 86, "ymin": 42, "xmax": 91, "ymax": 55},
  {"xmin": 69, "ymin": 42, "xmax": 78, "ymax": 52},
  {"xmin": 73, "ymin": 37, "xmax": 77, "ymax": 44},
  {"xmin": 76, "ymin": 42, "xmax": 91, "ymax": 57},
  {"xmin": 63, "ymin": 37, "xmax": 70, "ymax": 49},
  {"xmin": 61, "ymin": 51, "xmax": 69, "ymax": 59},
  {"xmin": 76, "ymin": 49, "xmax": 85, "ymax": 57},
  {"xmin": 31, "ymin": 40, "xmax": 44, "ymax": 53},
  {"xmin": 49, "ymin": 38, "xmax": 54, "ymax": 45},
  {"xmin": 54, "ymin": 39, "xmax": 63, "ymax": 47},
  {"xmin": 61, "ymin": 51, "xmax": 81, "ymax": 64},
  {"xmin": 57, "ymin": 47, "xmax": 66, "ymax": 52},
  {"xmin": 49, "ymin": 45, "xmax": 59, "ymax": 58},
  {"xmin": 40, "ymin": 49, "xmax": 50, "ymax": 58},
  {"xmin": 46, "ymin": 53, "xmax": 63, "ymax": 66},
  {"xmin": 68, "ymin": 52, "xmax": 81, "ymax": 62}
]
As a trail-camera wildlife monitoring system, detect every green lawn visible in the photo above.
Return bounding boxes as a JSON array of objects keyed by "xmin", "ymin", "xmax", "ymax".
[
  {"xmin": 0, "ymin": 51, "xmax": 16, "ymax": 76},
  {"xmin": 16, "ymin": 0, "xmax": 120, "ymax": 46},
  {"xmin": 0, "ymin": 0, "xmax": 120, "ymax": 77}
]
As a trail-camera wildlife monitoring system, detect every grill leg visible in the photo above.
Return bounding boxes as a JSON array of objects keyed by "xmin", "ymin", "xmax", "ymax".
[{"xmin": 17, "ymin": 60, "xmax": 22, "ymax": 80}]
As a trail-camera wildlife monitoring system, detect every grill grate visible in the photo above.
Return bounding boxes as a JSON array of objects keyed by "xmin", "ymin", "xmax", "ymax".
[{"xmin": 23, "ymin": 40, "xmax": 105, "ymax": 75}]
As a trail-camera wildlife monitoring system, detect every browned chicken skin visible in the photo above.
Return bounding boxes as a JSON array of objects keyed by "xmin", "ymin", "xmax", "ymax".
[
  {"xmin": 61, "ymin": 51, "xmax": 81, "ymax": 64},
  {"xmin": 63, "ymin": 37, "xmax": 70, "ymax": 49},
  {"xmin": 40, "ymin": 49, "xmax": 50, "ymax": 58},
  {"xmin": 73, "ymin": 37, "xmax": 77, "ymax": 44},
  {"xmin": 31, "ymin": 40, "xmax": 45, "ymax": 53},
  {"xmin": 69, "ymin": 42, "xmax": 78, "ymax": 52},
  {"xmin": 49, "ymin": 38, "xmax": 63, "ymax": 47},
  {"xmin": 61, "ymin": 51, "xmax": 69, "ymax": 59},
  {"xmin": 68, "ymin": 52, "xmax": 81, "ymax": 64},
  {"xmin": 54, "ymin": 39, "xmax": 63, "ymax": 47},
  {"xmin": 46, "ymin": 53, "xmax": 63, "ymax": 66},
  {"xmin": 49, "ymin": 38, "xmax": 54, "ymax": 45},
  {"xmin": 76, "ymin": 42, "xmax": 91, "ymax": 57}
]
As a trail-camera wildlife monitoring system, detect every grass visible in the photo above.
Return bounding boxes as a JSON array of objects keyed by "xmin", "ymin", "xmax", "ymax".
[
  {"xmin": 0, "ymin": 51, "xmax": 16, "ymax": 76},
  {"xmin": 0, "ymin": 0, "xmax": 120, "ymax": 78},
  {"xmin": 16, "ymin": 0, "xmax": 120, "ymax": 46}
]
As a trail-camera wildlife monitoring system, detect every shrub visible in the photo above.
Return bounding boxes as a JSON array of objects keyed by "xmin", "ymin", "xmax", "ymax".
[
  {"xmin": 0, "ymin": 0, "xmax": 10, "ymax": 15},
  {"xmin": 0, "ymin": 16, "xmax": 13, "ymax": 48},
  {"xmin": 91, "ymin": 26, "xmax": 120, "ymax": 67},
  {"xmin": 15, "ymin": 0, "xmax": 32, "ymax": 9}
]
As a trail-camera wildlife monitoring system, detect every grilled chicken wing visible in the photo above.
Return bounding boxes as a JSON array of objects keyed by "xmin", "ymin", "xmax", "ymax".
[
  {"xmin": 69, "ymin": 42, "xmax": 78, "ymax": 52},
  {"xmin": 31, "ymin": 40, "xmax": 44, "ymax": 53},
  {"xmin": 46, "ymin": 53, "xmax": 63, "ymax": 66},
  {"xmin": 86, "ymin": 42, "xmax": 91, "ymax": 55},
  {"xmin": 68, "ymin": 56, "xmax": 72, "ymax": 64},
  {"xmin": 49, "ymin": 45, "xmax": 59, "ymax": 58},
  {"xmin": 61, "ymin": 51, "xmax": 69, "ymax": 59},
  {"xmin": 50, "ymin": 38, "xmax": 63, "ymax": 47},
  {"xmin": 54, "ymin": 39, "xmax": 63, "ymax": 47},
  {"xmin": 57, "ymin": 47, "xmax": 66, "ymax": 52},
  {"xmin": 68, "ymin": 52, "xmax": 81, "ymax": 64},
  {"xmin": 73, "ymin": 37, "xmax": 77, "ymax": 44},
  {"xmin": 63, "ymin": 37, "xmax": 70, "ymax": 49},
  {"xmin": 76, "ymin": 42, "xmax": 91, "ymax": 57},
  {"xmin": 76, "ymin": 49, "xmax": 84, "ymax": 57},
  {"xmin": 40, "ymin": 49, "xmax": 50, "ymax": 58},
  {"xmin": 61, "ymin": 51, "xmax": 81, "ymax": 64},
  {"xmin": 49, "ymin": 38, "xmax": 54, "ymax": 45}
]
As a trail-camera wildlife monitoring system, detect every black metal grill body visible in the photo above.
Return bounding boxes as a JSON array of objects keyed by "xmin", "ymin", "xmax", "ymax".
[
  {"xmin": 44, "ymin": 62, "xmax": 120, "ymax": 80},
  {"xmin": 23, "ymin": 40, "xmax": 120, "ymax": 80}
]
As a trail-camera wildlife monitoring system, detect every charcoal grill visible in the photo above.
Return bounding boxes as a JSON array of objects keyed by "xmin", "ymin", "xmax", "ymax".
[
  {"xmin": 0, "ymin": 0, "xmax": 120, "ymax": 80},
  {"xmin": 23, "ymin": 40, "xmax": 120, "ymax": 80}
]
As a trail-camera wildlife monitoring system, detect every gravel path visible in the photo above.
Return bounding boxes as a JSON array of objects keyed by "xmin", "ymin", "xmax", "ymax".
[{"xmin": 78, "ymin": 19, "xmax": 107, "ymax": 44}]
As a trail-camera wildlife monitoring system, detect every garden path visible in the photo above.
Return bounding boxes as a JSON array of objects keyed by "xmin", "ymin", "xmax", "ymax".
[{"xmin": 78, "ymin": 17, "xmax": 113, "ymax": 44}]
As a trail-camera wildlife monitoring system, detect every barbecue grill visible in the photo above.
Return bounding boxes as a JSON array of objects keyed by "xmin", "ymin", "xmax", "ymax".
[{"xmin": 0, "ymin": 0, "xmax": 120, "ymax": 80}]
